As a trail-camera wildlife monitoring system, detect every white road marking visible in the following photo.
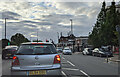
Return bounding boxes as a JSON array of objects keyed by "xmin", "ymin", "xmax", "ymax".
[
  {"xmin": 61, "ymin": 71, "xmax": 67, "ymax": 76},
  {"xmin": 67, "ymin": 61, "xmax": 75, "ymax": 66},
  {"xmin": 80, "ymin": 70, "xmax": 90, "ymax": 77},
  {"xmin": 62, "ymin": 68, "xmax": 79, "ymax": 71}
]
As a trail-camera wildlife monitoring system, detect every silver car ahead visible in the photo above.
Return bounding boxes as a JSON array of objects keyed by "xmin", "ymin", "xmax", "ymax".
[{"xmin": 11, "ymin": 42, "xmax": 61, "ymax": 76}]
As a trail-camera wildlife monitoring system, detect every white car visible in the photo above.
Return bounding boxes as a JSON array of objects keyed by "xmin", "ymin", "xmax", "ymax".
[
  {"xmin": 63, "ymin": 47, "xmax": 72, "ymax": 55},
  {"xmin": 5, "ymin": 45, "xmax": 18, "ymax": 50},
  {"xmin": 82, "ymin": 48, "xmax": 93, "ymax": 55},
  {"xmin": 56, "ymin": 47, "xmax": 63, "ymax": 53}
]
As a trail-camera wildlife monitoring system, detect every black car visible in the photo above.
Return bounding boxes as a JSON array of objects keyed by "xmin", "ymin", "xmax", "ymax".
[
  {"xmin": 2, "ymin": 48, "xmax": 17, "ymax": 59},
  {"xmin": 99, "ymin": 48, "xmax": 113, "ymax": 57}
]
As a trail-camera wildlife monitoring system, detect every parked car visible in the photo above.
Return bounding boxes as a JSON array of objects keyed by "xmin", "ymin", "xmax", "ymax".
[
  {"xmin": 82, "ymin": 48, "xmax": 93, "ymax": 55},
  {"xmin": 11, "ymin": 42, "xmax": 61, "ymax": 75},
  {"xmin": 5, "ymin": 45, "xmax": 18, "ymax": 50},
  {"xmin": 2, "ymin": 45, "xmax": 18, "ymax": 59},
  {"xmin": 92, "ymin": 48, "xmax": 113, "ymax": 57},
  {"xmin": 63, "ymin": 47, "xmax": 72, "ymax": 55},
  {"xmin": 56, "ymin": 47, "xmax": 63, "ymax": 53}
]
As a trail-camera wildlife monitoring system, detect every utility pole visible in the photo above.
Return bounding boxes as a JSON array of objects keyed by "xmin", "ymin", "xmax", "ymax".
[
  {"xmin": 30, "ymin": 35, "xmax": 32, "ymax": 42},
  {"xmin": 57, "ymin": 32, "xmax": 59, "ymax": 43},
  {"xmin": 70, "ymin": 19, "xmax": 73, "ymax": 34},
  {"xmin": 37, "ymin": 30, "xmax": 38, "ymax": 42},
  {"xmin": 5, "ymin": 18, "xmax": 6, "ymax": 39}
]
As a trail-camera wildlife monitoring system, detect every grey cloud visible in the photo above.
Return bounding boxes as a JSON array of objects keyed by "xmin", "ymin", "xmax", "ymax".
[
  {"xmin": 0, "ymin": 11, "xmax": 21, "ymax": 20},
  {"xmin": 21, "ymin": 20, "xmax": 53, "ymax": 26},
  {"xmin": 21, "ymin": 20, "xmax": 37, "ymax": 23}
]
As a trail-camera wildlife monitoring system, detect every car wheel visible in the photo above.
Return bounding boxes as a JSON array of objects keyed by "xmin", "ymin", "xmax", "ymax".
[
  {"xmin": 100, "ymin": 54, "xmax": 102, "ymax": 57},
  {"xmin": 82, "ymin": 52, "xmax": 84, "ymax": 55}
]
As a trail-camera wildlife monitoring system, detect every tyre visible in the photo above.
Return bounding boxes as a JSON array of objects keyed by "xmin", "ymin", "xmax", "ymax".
[{"xmin": 82, "ymin": 52, "xmax": 85, "ymax": 55}]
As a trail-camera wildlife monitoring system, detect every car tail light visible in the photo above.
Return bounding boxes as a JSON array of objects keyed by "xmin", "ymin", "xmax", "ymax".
[
  {"xmin": 12, "ymin": 56, "xmax": 20, "ymax": 66},
  {"xmin": 54, "ymin": 55, "xmax": 61, "ymax": 64}
]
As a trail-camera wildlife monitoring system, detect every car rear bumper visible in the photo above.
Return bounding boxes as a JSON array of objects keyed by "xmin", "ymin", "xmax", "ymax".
[
  {"xmin": 2, "ymin": 54, "xmax": 14, "ymax": 59},
  {"xmin": 63, "ymin": 52, "xmax": 72, "ymax": 55},
  {"xmin": 11, "ymin": 69, "xmax": 62, "ymax": 75}
]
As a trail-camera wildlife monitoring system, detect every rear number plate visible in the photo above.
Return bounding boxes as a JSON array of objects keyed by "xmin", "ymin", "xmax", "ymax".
[
  {"xmin": 28, "ymin": 70, "xmax": 46, "ymax": 75},
  {"xmin": 7, "ymin": 54, "xmax": 11, "ymax": 56}
]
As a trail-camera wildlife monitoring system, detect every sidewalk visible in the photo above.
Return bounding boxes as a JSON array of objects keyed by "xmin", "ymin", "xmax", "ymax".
[
  {"xmin": 109, "ymin": 54, "xmax": 120, "ymax": 62},
  {"xmin": 74, "ymin": 52, "xmax": 81, "ymax": 54}
]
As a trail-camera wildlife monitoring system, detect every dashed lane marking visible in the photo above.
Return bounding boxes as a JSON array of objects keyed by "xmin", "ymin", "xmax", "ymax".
[
  {"xmin": 62, "ymin": 68, "xmax": 79, "ymax": 71},
  {"xmin": 80, "ymin": 70, "xmax": 90, "ymax": 77},
  {"xmin": 61, "ymin": 71, "xmax": 67, "ymax": 76},
  {"xmin": 67, "ymin": 61, "xmax": 75, "ymax": 66}
]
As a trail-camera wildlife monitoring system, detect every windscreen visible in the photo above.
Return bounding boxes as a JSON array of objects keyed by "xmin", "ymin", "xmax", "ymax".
[
  {"xmin": 101, "ymin": 48, "xmax": 109, "ymax": 52},
  {"xmin": 16, "ymin": 44, "xmax": 57, "ymax": 55},
  {"xmin": 64, "ymin": 49, "xmax": 70, "ymax": 50}
]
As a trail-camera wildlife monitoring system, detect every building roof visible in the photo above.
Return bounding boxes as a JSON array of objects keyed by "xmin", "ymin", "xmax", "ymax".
[{"xmin": 21, "ymin": 42, "xmax": 52, "ymax": 45}]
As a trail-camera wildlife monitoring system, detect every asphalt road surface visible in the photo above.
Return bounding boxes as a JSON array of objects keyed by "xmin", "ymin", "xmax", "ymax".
[
  {"xmin": 0, "ymin": 54, "xmax": 2, "ymax": 76},
  {"xmin": 2, "ymin": 53, "xmax": 119, "ymax": 77}
]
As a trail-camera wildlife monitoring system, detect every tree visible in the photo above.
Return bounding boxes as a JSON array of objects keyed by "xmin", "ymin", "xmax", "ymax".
[
  {"xmin": 103, "ymin": 1, "xmax": 118, "ymax": 46},
  {"xmin": 89, "ymin": 1, "xmax": 106, "ymax": 47},
  {"xmin": 89, "ymin": 1, "xmax": 120, "ymax": 47},
  {"xmin": 11, "ymin": 33, "xmax": 30, "ymax": 46}
]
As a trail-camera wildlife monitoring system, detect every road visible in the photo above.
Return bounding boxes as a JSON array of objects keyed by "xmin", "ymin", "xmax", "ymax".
[
  {"xmin": 0, "ymin": 54, "xmax": 2, "ymax": 77},
  {"xmin": 2, "ymin": 53, "xmax": 119, "ymax": 77}
]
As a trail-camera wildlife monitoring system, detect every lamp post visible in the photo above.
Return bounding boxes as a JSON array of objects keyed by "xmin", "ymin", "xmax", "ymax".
[
  {"xmin": 70, "ymin": 19, "xmax": 73, "ymax": 34},
  {"xmin": 57, "ymin": 32, "xmax": 59, "ymax": 43},
  {"xmin": 4, "ymin": 18, "xmax": 8, "ymax": 39}
]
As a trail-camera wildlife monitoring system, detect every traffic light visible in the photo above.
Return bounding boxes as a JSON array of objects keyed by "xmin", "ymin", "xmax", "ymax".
[{"xmin": 8, "ymin": 42, "xmax": 10, "ymax": 46}]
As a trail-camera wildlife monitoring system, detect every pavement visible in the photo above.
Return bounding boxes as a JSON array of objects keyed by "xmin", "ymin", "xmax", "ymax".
[{"xmin": 109, "ymin": 54, "xmax": 120, "ymax": 62}]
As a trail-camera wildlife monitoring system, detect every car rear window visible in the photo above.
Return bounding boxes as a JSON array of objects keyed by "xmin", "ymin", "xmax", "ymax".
[
  {"xmin": 3, "ymin": 48, "xmax": 17, "ymax": 54},
  {"xmin": 16, "ymin": 44, "xmax": 57, "ymax": 55}
]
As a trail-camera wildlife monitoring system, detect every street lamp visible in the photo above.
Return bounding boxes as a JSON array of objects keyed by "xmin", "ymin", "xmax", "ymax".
[
  {"xmin": 70, "ymin": 19, "xmax": 73, "ymax": 35},
  {"xmin": 57, "ymin": 32, "xmax": 59, "ymax": 43},
  {"xmin": 4, "ymin": 18, "xmax": 8, "ymax": 39}
]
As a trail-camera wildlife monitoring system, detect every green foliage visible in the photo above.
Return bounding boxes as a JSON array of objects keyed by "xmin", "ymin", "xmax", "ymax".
[
  {"xmin": 89, "ymin": 1, "xmax": 119, "ymax": 47},
  {"xmin": 11, "ymin": 33, "xmax": 30, "ymax": 46}
]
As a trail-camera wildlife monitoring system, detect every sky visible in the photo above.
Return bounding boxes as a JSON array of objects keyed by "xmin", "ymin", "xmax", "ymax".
[{"xmin": 0, "ymin": 0, "xmax": 119, "ymax": 43}]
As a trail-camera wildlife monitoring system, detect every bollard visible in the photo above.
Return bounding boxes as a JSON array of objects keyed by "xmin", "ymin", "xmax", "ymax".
[{"xmin": 107, "ymin": 54, "xmax": 108, "ymax": 63}]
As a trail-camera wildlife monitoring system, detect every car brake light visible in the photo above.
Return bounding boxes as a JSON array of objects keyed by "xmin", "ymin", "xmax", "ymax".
[
  {"xmin": 13, "ymin": 56, "xmax": 17, "ymax": 59},
  {"xmin": 54, "ymin": 55, "xmax": 61, "ymax": 64},
  {"xmin": 12, "ymin": 56, "xmax": 20, "ymax": 66}
]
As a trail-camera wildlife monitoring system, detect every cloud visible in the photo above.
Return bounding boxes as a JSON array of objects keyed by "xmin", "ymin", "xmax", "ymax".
[
  {"xmin": 0, "ymin": 11, "xmax": 21, "ymax": 20},
  {"xmin": 0, "ymin": 2, "xmax": 107, "ymax": 43}
]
